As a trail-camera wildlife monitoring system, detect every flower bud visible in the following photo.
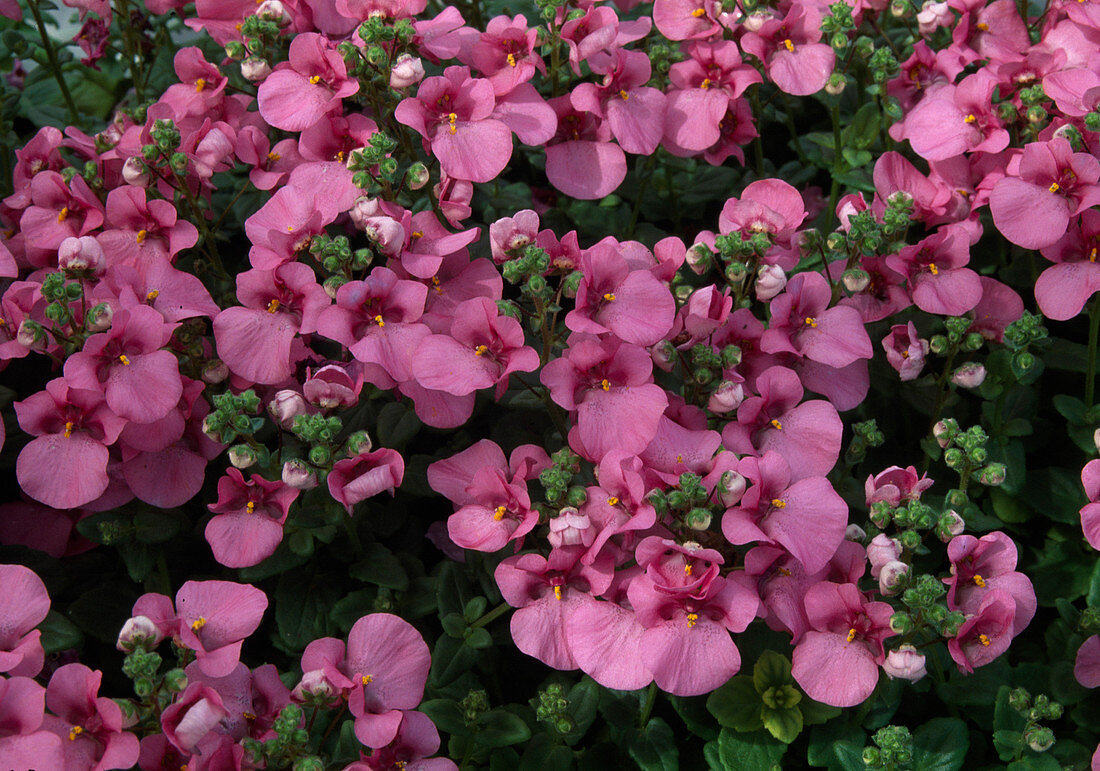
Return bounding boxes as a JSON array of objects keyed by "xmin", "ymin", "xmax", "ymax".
[
  {"xmin": 933, "ymin": 420, "xmax": 952, "ymax": 448},
  {"xmin": 707, "ymin": 380, "xmax": 744, "ymax": 414},
  {"xmin": 345, "ymin": 430, "xmax": 372, "ymax": 456},
  {"xmin": 824, "ymin": 72, "xmax": 846, "ymax": 95},
  {"xmin": 164, "ymin": 668, "xmax": 188, "ymax": 692},
  {"xmin": 547, "ymin": 507, "xmax": 594, "ymax": 548},
  {"xmin": 951, "ymin": 362, "xmax": 986, "ymax": 389},
  {"xmin": 256, "ymin": 0, "xmax": 288, "ymax": 22},
  {"xmin": 845, "ymin": 523, "xmax": 867, "ymax": 541},
  {"xmin": 122, "ymin": 156, "xmax": 151, "ymax": 187},
  {"xmin": 882, "ymin": 644, "xmax": 927, "ymax": 681},
  {"xmin": 717, "ymin": 470, "xmax": 747, "ymax": 507},
  {"xmin": 16, "ymin": 319, "xmax": 47, "ymax": 351},
  {"xmin": 651, "ymin": 340, "xmax": 676, "ymax": 372},
  {"xmin": 268, "ymin": 390, "xmax": 309, "ymax": 430},
  {"xmin": 241, "ymin": 57, "xmax": 272, "ymax": 81},
  {"xmin": 889, "ymin": 611, "xmax": 913, "ymax": 635},
  {"xmin": 878, "ymin": 560, "xmax": 909, "ymax": 594},
  {"xmin": 1025, "ymin": 726, "xmax": 1055, "ymax": 753},
  {"xmin": 937, "ymin": 510, "xmax": 965, "ymax": 541},
  {"xmin": 979, "ymin": 462, "xmax": 1006, "ymax": 486},
  {"xmin": 360, "ymin": 216, "xmax": 405, "ymax": 257},
  {"xmin": 201, "ymin": 360, "xmax": 229, "ymax": 384},
  {"xmin": 117, "ymin": 615, "xmax": 163, "ymax": 651},
  {"xmin": 867, "ymin": 534, "xmax": 902, "ymax": 578},
  {"xmin": 841, "ymin": 268, "xmax": 870, "ymax": 293},
  {"xmin": 282, "ymin": 459, "xmax": 318, "ymax": 490},
  {"xmin": 228, "ymin": 444, "xmax": 257, "ymax": 469},
  {"xmin": 405, "ymin": 161, "xmax": 429, "ymax": 190},
  {"xmin": 754, "ymin": 264, "xmax": 787, "ymax": 301},
  {"xmin": 684, "ymin": 507, "xmax": 712, "ymax": 530},
  {"xmin": 292, "ymin": 670, "xmax": 339, "ymax": 705},
  {"xmin": 323, "ymin": 275, "xmax": 348, "ymax": 299},
  {"xmin": 389, "ymin": 54, "xmax": 425, "ymax": 89},
  {"xmin": 58, "ymin": 236, "xmax": 106, "ymax": 276},
  {"xmin": 686, "ymin": 243, "xmax": 712, "ymax": 275}
]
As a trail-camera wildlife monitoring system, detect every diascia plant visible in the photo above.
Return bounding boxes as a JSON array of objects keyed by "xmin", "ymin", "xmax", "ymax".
[{"xmin": 2, "ymin": 0, "xmax": 1100, "ymax": 767}]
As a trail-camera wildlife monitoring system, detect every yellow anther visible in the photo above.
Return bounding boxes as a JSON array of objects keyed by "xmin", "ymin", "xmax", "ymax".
[
  {"xmin": 147, "ymin": 289, "xmax": 160, "ymax": 301},
  {"xmin": 69, "ymin": 725, "xmax": 83, "ymax": 741},
  {"xmin": 783, "ymin": 39, "xmax": 794, "ymax": 52},
  {"xmin": 411, "ymin": 231, "xmax": 424, "ymax": 239},
  {"xmin": 676, "ymin": 454, "xmax": 683, "ymax": 463},
  {"xmin": 287, "ymin": 225, "xmax": 294, "ymax": 232},
  {"xmin": 691, "ymin": 7, "xmax": 706, "ymax": 16},
  {"xmin": 246, "ymin": 501, "xmax": 255, "ymax": 514},
  {"xmin": 1049, "ymin": 182, "xmax": 1060, "ymax": 193},
  {"xmin": 964, "ymin": 114, "xmax": 977, "ymax": 124},
  {"xmin": 778, "ymin": 567, "xmax": 792, "ymax": 577},
  {"xmin": 771, "ymin": 498, "xmax": 786, "ymax": 509},
  {"xmin": 374, "ymin": 314, "xmax": 385, "ymax": 327},
  {"xmin": 191, "ymin": 617, "xmax": 206, "ymax": 632},
  {"xmin": 266, "ymin": 299, "xmax": 280, "ymax": 313},
  {"xmin": 902, "ymin": 350, "xmax": 910, "ymax": 358},
  {"xmin": 603, "ymin": 292, "xmax": 616, "ymax": 301},
  {"xmin": 507, "ymin": 53, "xmax": 517, "ymax": 67},
  {"xmin": 431, "ymin": 276, "xmax": 443, "ymax": 293},
  {"xmin": 607, "ymin": 497, "xmax": 619, "ymax": 506},
  {"xmin": 976, "ymin": 22, "xmax": 989, "ymax": 30},
  {"xmin": 1090, "ymin": 248, "xmax": 1097, "ymax": 263},
  {"xmin": 336, "ymin": 150, "xmax": 345, "ymax": 163},
  {"xmin": 600, "ymin": 379, "xmax": 611, "ymax": 391},
  {"xmin": 978, "ymin": 633, "xmax": 991, "ymax": 646},
  {"xmin": 684, "ymin": 564, "xmax": 693, "ymax": 576},
  {"xmin": 195, "ymin": 78, "xmax": 206, "ymax": 92},
  {"xmin": 770, "ymin": 419, "xmax": 783, "ymax": 430},
  {"xmin": 136, "ymin": 229, "xmax": 148, "ymax": 244},
  {"xmin": 928, "ymin": 263, "xmax": 939, "ymax": 275},
  {"xmin": 700, "ymin": 78, "xmax": 712, "ymax": 89},
  {"xmin": 267, "ymin": 151, "xmax": 281, "ymax": 163},
  {"xmin": 119, "ymin": 354, "xmax": 131, "ymax": 366},
  {"xmin": 493, "ymin": 505, "xmax": 507, "ymax": 521},
  {"xmin": 57, "ymin": 206, "xmax": 69, "ymax": 223},
  {"xmin": 235, "ymin": 22, "xmax": 243, "ymax": 31},
  {"xmin": 243, "ymin": 711, "xmax": 256, "ymax": 720},
  {"xmin": 804, "ymin": 316, "xmax": 818, "ymax": 328},
  {"xmin": 554, "ymin": 585, "xmax": 562, "ymax": 600},
  {"xmin": 619, "ymin": 89, "xmax": 629, "ymax": 100},
  {"xmin": 361, "ymin": 674, "xmax": 373, "ymax": 684},
  {"xmin": 447, "ymin": 113, "xmax": 457, "ymax": 135},
  {"xmin": 309, "ymin": 75, "xmax": 321, "ymax": 84},
  {"xmin": 396, "ymin": 762, "xmax": 407, "ymax": 770},
  {"xmin": 474, "ymin": 344, "xmax": 489, "ymax": 356},
  {"xmin": 846, "ymin": 628, "xmax": 856, "ymax": 642},
  {"xmin": 686, "ymin": 613, "xmax": 699, "ymax": 628},
  {"xmin": 63, "ymin": 421, "xmax": 74, "ymax": 438},
  {"xmin": 972, "ymin": 574, "xmax": 986, "ymax": 587}
]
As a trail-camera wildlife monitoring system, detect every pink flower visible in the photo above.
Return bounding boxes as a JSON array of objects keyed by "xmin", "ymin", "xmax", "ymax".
[
  {"xmin": 160, "ymin": 682, "xmax": 229, "ymax": 754},
  {"xmin": 543, "ymin": 96, "xmax": 627, "ymax": 200},
  {"xmin": 205, "ymin": 468, "xmax": 300, "ymax": 568},
  {"xmin": 0, "ymin": 677, "xmax": 64, "ymax": 769},
  {"xmin": 0, "ymin": 564, "xmax": 50, "ymax": 678},
  {"xmin": 257, "ymin": 33, "xmax": 359, "ymax": 130},
  {"xmin": 865, "ymin": 466, "xmax": 934, "ymax": 508},
  {"xmin": 739, "ymin": 5, "xmax": 836, "ymax": 96},
  {"xmin": 1081, "ymin": 458, "xmax": 1100, "ymax": 550},
  {"xmin": 882, "ymin": 322, "xmax": 929, "ymax": 381},
  {"xmin": 883, "ymin": 644, "xmax": 927, "ymax": 681},
  {"xmin": 571, "ymin": 49, "xmax": 667, "ymax": 156},
  {"xmin": 947, "ymin": 589, "xmax": 1016, "ymax": 674},
  {"xmin": 328, "ymin": 448, "xmax": 405, "ymax": 515},
  {"xmin": 174, "ymin": 580, "xmax": 269, "ymax": 677},
  {"xmin": 1075, "ymin": 635, "xmax": 1100, "ymax": 688},
  {"xmin": 945, "ymin": 532, "xmax": 1035, "ymax": 636},
  {"xmin": 44, "ymin": 663, "xmax": 140, "ymax": 770}
]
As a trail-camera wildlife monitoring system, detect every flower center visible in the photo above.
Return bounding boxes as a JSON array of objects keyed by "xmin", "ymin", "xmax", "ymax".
[
  {"xmin": 195, "ymin": 78, "xmax": 206, "ymax": 92},
  {"xmin": 607, "ymin": 496, "xmax": 619, "ymax": 506},
  {"xmin": 191, "ymin": 617, "xmax": 206, "ymax": 632},
  {"xmin": 69, "ymin": 725, "xmax": 83, "ymax": 741},
  {"xmin": 701, "ymin": 78, "xmax": 712, "ymax": 89},
  {"xmin": 771, "ymin": 498, "xmax": 787, "ymax": 508},
  {"xmin": 267, "ymin": 299, "xmax": 281, "ymax": 313},
  {"xmin": 783, "ymin": 39, "xmax": 795, "ymax": 52},
  {"xmin": 553, "ymin": 585, "xmax": 562, "ymax": 600},
  {"xmin": 267, "ymin": 151, "xmax": 281, "ymax": 163},
  {"xmin": 119, "ymin": 354, "xmax": 131, "ymax": 366},
  {"xmin": 928, "ymin": 263, "xmax": 939, "ymax": 275},
  {"xmin": 246, "ymin": 501, "xmax": 255, "ymax": 514},
  {"xmin": 507, "ymin": 53, "xmax": 517, "ymax": 67},
  {"xmin": 493, "ymin": 505, "xmax": 507, "ymax": 521},
  {"xmin": 770, "ymin": 418, "xmax": 783, "ymax": 430},
  {"xmin": 846, "ymin": 628, "xmax": 857, "ymax": 642},
  {"xmin": 691, "ymin": 7, "xmax": 706, "ymax": 16},
  {"xmin": 147, "ymin": 289, "xmax": 160, "ymax": 301},
  {"xmin": 963, "ymin": 114, "xmax": 977, "ymax": 124},
  {"xmin": 686, "ymin": 613, "xmax": 699, "ymax": 628},
  {"xmin": 361, "ymin": 674, "xmax": 373, "ymax": 684},
  {"xmin": 136, "ymin": 229, "xmax": 148, "ymax": 244},
  {"xmin": 57, "ymin": 206, "xmax": 69, "ymax": 223},
  {"xmin": 374, "ymin": 314, "xmax": 385, "ymax": 327},
  {"xmin": 804, "ymin": 316, "xmax": 817, "ymax": 328},
  {"xmin": 309, "ymin": 75, "xmax": 321, "ymax": 85},
  {"xmin": 619, "ymin": 89, "xmax": 629, "ymax": 100},
  {"xmin": 603, "ymin": 292, "xmax": 616, "ymax": 301},
  {"xmin": 978, "ymin": 633, "xmax": 991, "ymax": 646},
  {"xmin": 447, "ymin": 112, "xmax": 457, "ymax": 135},
  {"xmin": 685, "ymin": 563, "xmax": 693, "ymax": 576},
  {"xmin": 1049, "ymin": 182, "xmax": 1060, "ymax": 193},
  {"xmin": 63, "ymin": 421, "xmax": 74, "ymax": 438}
]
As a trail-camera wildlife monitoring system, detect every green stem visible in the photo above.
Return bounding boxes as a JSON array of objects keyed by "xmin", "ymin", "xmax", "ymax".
[
  {"xmin": 26, "ymin": 0, "xmax": 81, "ymax": 125},
  {"xmin": 626, "ymin": 154, "xmax": 658, "ymax": 240},
  {"xmin": 750, "ymin": 88, "xmax": 765, "ymax": 178},
  {"xmin": 1087, "ymin": 295, "xmax": 1100, "ymax": 411},
  {"xmin": 780, "ymin": 94, "xmax": 809, "ymax": 165},
  {"xmin": 824, "ymin": 100, "xmax": 844, "ymax": 234},
  {"xmin": 470, "ymin": 601, "xmax": 511, "ymax": 629},
  {"xmin": 638, "ymin": 682, "xmax": 658, "ymax": 728},
  {"xmin": 115, "ymin": 0, "xmax": 146, "ymax": 102}
]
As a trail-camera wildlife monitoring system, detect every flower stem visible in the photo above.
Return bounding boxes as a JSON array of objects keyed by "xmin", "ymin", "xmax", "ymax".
[
  {"xmin": 25, "ymin": 0, "xmax": 80, "ymax": 126},
  {"xmin": 1087, "ymin": 295, "xmax": 1100, "ymax": 411},
  {"xmin": 469, "ymin": 601, "xmax": 510, "ymax": 629}
]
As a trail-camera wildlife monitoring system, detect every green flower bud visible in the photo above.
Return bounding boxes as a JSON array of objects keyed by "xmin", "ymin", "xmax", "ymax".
[
  {"xmin": 308, "ymin": 445, "xmax": 332, "ymax": 467},
  {"xmin": 979, "ymin": 463, "xmax": 1006, "ymax": 486},
  {"xmin": 345, "ymin": 430, "xmax": 372, "ymax": 456},
  {"xmin": 566, "ymin": 486, "xmax": 588, "ymax": 507},
  {"xmin": 225, "ymin": 41, "xmax": 247, "ymax": 60},
  {"xmin": 685, "ymin": 508, "xmax": 712, "ymax": 530},
  {"xmin": 889, "ymin": 612, "xmax": 912, "ymax": 635}
]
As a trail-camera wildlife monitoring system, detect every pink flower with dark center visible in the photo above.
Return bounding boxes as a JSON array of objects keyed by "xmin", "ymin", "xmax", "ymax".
[
  {"xmin": 44, "ymin": 663, "xmax": 139, "ymax": 770},
  {"xmin": 96, "ymin": 186, "xmax": 199, "ymax": 275},
  {"xmin": 652, "ymin": 0, "xmax": 733, "ymax": 41},
  {"xmin": 579, "ymin": 451, "xmax": 660, "ymax": 564},
  {"xmin": 761, "ymin": 271, "xmax": 874, "ymax": 369},
  {"xmin": 161, "ymin": 47, "xmax": 227, "ymax": 118},
  {"xmin": 947, "ymin": 589, "xmax": 1016, "ymax": 674},
  {"xmin": 467, "ymin": 14, "xmax": 543, "ymax": 95},
  {"xmin": 665, "ymin": 42, "xmax": 761, "ymax": 152},
  {"xmin": 18, "ymin": 172, "xmax": 104, "ymax": 268},
  {"xmin": 175, "ymin": 580, "xmax": 268, "ymax": 678},
  {"xmin": 0, "ymin": 564, "xmax": 50, "ymax": 678},
  {"xmin": 328, "ymin": 448, "xmax": 405, "ymax": 515},
  {"xmin": 739, "ymin": 4, "xmax": 836, "ymax": 96},
  {"xmin": 0, "ymin": 677, "xmax": 64, "ymax": 769},
  {"xmin": 893, "ymin": 70, "xmax": 1009, "ymax": 161},
  {"xmin": 235, "ymin": 126, "xmax": 302, "ymax": 191},
  {"xmin": 561, "ymin": 5, "xmax": 649, "ymax": 75},
  {"xmin": 882, "ymin": 322, "xmax": 929, "ymax": 381},
  {"xmin": 345, "ymin": 710, "xmax": 457, "ymax": 771},
  {"xmin": 865, "ymin": 466, "xmax": 933, "ymax": 508},
  {"xmin": 257, "ymin": 33, "xmax": 359, "ymax": 131},
  {"xmin": 206, "ymin": 468, "xmax": 300, "ymax": 568},
  {"xmin": 945, "ymin": 532, "xmax": 1035, "ymax": 636},
  {"xmin": 544, "ymin": 95, "xmax": 627, "ymax": 199},
  {"xmin": 571, "ymin": 49, "xmax": 667, "ymax": 156},
  {"xmin": 718, "ymin": 179, "xmax": 807, "ymax": 269}
]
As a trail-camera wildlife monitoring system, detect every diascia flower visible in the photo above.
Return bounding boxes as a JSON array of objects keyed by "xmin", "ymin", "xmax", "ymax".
[{"xmin": 206, "ymin": 468, "xmax": 300, "ymax": 568}]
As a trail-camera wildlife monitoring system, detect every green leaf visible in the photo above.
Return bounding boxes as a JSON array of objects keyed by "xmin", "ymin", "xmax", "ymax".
[
  {"xmin": 1007, "ymin": 756, "xmax": 1063, "ymax": 771},
  {"xmin": 629, "ymin": 717, "xmax": 679, "ymax": 771},
  {"xmin": 39, "ymin": 610, "xmax": 82, "ymax": 655},
  {"xmin": 1021, "ymin": 468, "xmax": 1084, "ymax": 525},
  {"xmin": 715, "ymin": 728, "xmax": 785, "ymax": 770},
  {"xmin": 465, "ymin": 627, "xmax": 492, "ymax": 649},
  {"xmin": 1032, "ymin": 538, "xmax": 1092, "ymax": 605},
  {"xmin": 274, "ymin": 570, "xmax": 336, "ymax": 652},
  {"xmin": 329, "ymin": 589, "xmax": 376, "ymax": 634},
  {"xmin": 348, "ymin": 543, "xmax": 409, "ymax": 590},
  {"xmin": 117, "ymin": 542, "xmax": 153, "ymax": 582},
  {"xmin": 429, "ymin": 635, "xmax": 478, "ymax": 687},
  {"xmin": 994, "ymin": 730, "xmax": 1026, "ymax": 762},
  {"xmin": 807, "ymin": 722, "xmax": 866, "ymax": 770},
  {"xmin": 131, "ymin": 507, "xmax": 185, "ymax": 544},
  {"xmin": 753, "ymin": 650, "xmax": 793, "ymax": 691},
  {"xmin": 841, "ymin": 147, "xmax": 873, "ymax": 168},
  {"xmin": 375, "ymin": 401, "xmax": 421, "ymax": 449},
  {"xmin": 67, "ymin": 581, "xmax": 136, "ymax": 644},
  {"xmin": 419, "ymin": 699, "xmax": 468, "ymax": 737},
  {"xmin": 1053, "ymin": 394, "xmax": 1088, "ymax": 425},
  {"xmin": 799, "ymin": 697, "xmax": 841, "ymax": 726},
  {"xmin": 843, "ymin": 103, "xmax": 882, "ymax": 149},
  {"xmin": 669, "ymin": 694, "xmax": 720, "ymax": 742},
  {"xmin": 761, "ymin": 706, "xmax": 803, "ymax": 744},
  {"xmin": 518, "ymin": 734, "xmax": 573, "ymax": 771},
  {"xmin": 707, "ymin": 676, "xmax": 763, "ymax": 732},
  {"xmin": 912, "ymin": 717, "xmax": 968, "ymax": 771},
  {"xmin": 563, "ymin": 678, "xmax": 601, "ymax": 746},
  {"xmin": 991, "ymin": 487, "xmax": 1029, "ymax": 523},
  {"xmin": 475, "ymin": 709, "xmax": 531, "ymax": 748}
]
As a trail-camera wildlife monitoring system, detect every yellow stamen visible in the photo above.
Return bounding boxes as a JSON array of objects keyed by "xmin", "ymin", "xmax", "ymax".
[
  {"xmin": 266, "ymin": 298, "xmax": 280, "ymax": 313},
  {"xmin": 778, "ymin": 567, "xmax": 792, "ymax": 577},
  {"xmin": 972, "ymin": 574, "xmax": 986, "ymax": 587},
  {"xmin": 507, "ymin": 53, "xmax": 517, "ymax": 67},
  {"xmin": 474, "ymin": 344, "xmax": 489, "ymax": 356},
  {"xmin": 267, "ymin": 151, "xmax": 281, "ymax": 163},
  {"xmin": 57, "ymin": 206, "xmax": 69, "ymax": 223},
  {"xmin": 600, "ymin": 379, "xmax": 611, "ymax": 391},
  {"xmin": 929, "ymin": 263, "xmax": 939, "ymax": 275},
  {"xmin": 804, "ymin": 316, "xmax": 818, "ymax": 328},
  {"xmin": 431, "ymin": 276, "xmax": 443, "ymax": 294},
  {"xmin": 336, "ymin": 150, "xmax": 345, "ymax": 163},
  {"xmin": 771, "ymin": 498, "xmax": 786, "ymax": 509},
  {"xmin": 287, "ymin": 225, "xmax": 294, "ymax": 232},
  {"xmin": 619, "ymin": 89, "xmax": 629, "ymax": 100},
  {"xmin": 361, "ymin": 674, "xmax": 373, "ymax": 684},
  {"xmin": 493, "ymin": 505, "xmax": 507, "ymax": 521},
  {"xmin": 676, "ymin": 454, "xmax": 683, "ymax": 463},
  {"xmin": 235, "ymin": 22, "xmax": 243, "ymax": 31},
  {"xmin": 447, "ymin": 112, "xmax": 457, "ymax": 135},
  {"xmin": 964, "ymin": 114, "xmax": 977, "ymax": 124},
  {"xmin": 1090, "ymin": 248, "xmax": 1097, "ymax": 263},
  {"xmin": 1049, "ymin": 182, "xmax": 1060, "ymax": 193},
  {"xmin": 770, "ymin": 419, "xmax": 783, "ymax": 430},
  {"xmin": 700, "ymin": 78, "xmax": 711, "ymax": 89},
  {"xmin": 246, "ymin": 501, "xmax": 255, "ymax": 514},
  {"xmin": 309, "ymin": 75, "xmax": 321, "ymax": 85},
  {"xmin": 396, "ymin": 763, "xmax": 407, "ymax": 770},
  {"xmin": 553, "ymin": 585, "xmax": 562, "ymax": 600},
  {"xmin": 191, "ymin": 617, "xmax": 206, "ymax": 632},
  {"xmin": 63, "ymin": 421, "xmax": 74, "ymax": 438},
  {"xmin": 195, "ymin": 78, "xmax": 206, "ymax": 92},
  {"xmin": 119, "ymin": 354, "xmax": 131, "ymax": 366},
  {"xmin": 684, "ymin": 564, "xmax": 693, "ymax": 576},
  {"xmin": 146, "ymin": 289, "xmax": 160, "ymax": 301},
  {"xmin": 603, "ymin": 292, "xmax": 616, "ymax": 301},
  {"xmin": 846, "ymin": 628, "xmax": 856, "ymax": 642},
  {"xmin": 411, "ymin": 231, "xmax": 424, "ymax": 239},
  {"xmin": 69, "ymin": 725, "xmax": 83, "ymax": 741},
  {"xmin": 374, "ymin": 314, "xmax": 385, "ymax": 327},
  {"xmin": 783, "ymin": 39, "xmax": 794, "ymax": 52},
  {"xmin": 902, "ymin": 351, "xmax": 909, "ymax": 358},
  {"xmin": 686, "ymin": 613, "xmax": 699, "ymax": 628},
  {"xmin": 607, "ymin": 496, "xmax": 619, "ymax": 506},
  {"xmin": 976, "ymin": 22, "xmax": 989, "ymax": 30},
  {"xmin": 691, "ymin": 7, "xmax": 706, "ymax": 16},
  {"xmin": 243, "ymin": 712, "xmax": 256, "ymax": 720},
  {"xmin": 136, "ymin": 229, "xmax": 147, "ymax": 244},
  {"xmin": 978, "ymin": 633, "xmax": 991, "ymax": 646}
]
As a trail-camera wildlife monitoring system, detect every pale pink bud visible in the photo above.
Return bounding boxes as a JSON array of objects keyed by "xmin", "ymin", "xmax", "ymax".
[
  {"xmin": 754, "ymin": 264, "xmax": 787, "ymax": 301},
  {"xmin": 256, "ymin": 0, "xmax": 288, "ymax": 22},
  {"xmin": 16, "ymin": 320, "xmax": 45, "ymax": 350},
  {"xmin": 686, "ymin": 242, "xmax": 712, "ymax": 275},
  {"xmin": 58, "ymin": 235, "xmax": 105, "ymax": 276},
  {"xmin": 842, "ymin": 268, "xmax": 870, "ymax": 293},
  {"xmin": 651, "ymin": 340, "xmax": 676, "ymax": 372},
  {"xmin": 845, "ymin": 524, "xmax": 867, "ymax": 541},
  {"xmin": 867, "ymin": 533, "xmax": 902, "ymax": 579},
  {"xmin": 122, "ymin": 156, "xmax": 151, "ymax": 187},
  {"xmin": 743, "ymin": 11, "xmax": 771, "ymax": 31},
  {"xmin": 707, "ymin": 380, "xmax": 744, "ymax": 413},
  {"xmin": 547, "ymin": 508, "xmax": 594, "ymax": 548},
  {"xmin": 933, "ymin": 420, "xmax": 952, "ymax": 448},
  {"xmin": 268, "ymin": 390, "xmax": 309, "ymax": 430},
  {"xmin": 951, "ymin": 362, "xmax": 986, "ymax": 389},
  {"xmin": 282, "ymin": 459, "xmax": 318, "ymax": 490},
  {"xmin": 117, "ymin": 615, "xmax": 163, "ymax": 651},
  {"xmin": 1094, "ymin": 427, "xmax": 1100, "ymax": 452},
  {"xmin": 348, "ymin": 197, "xmax": 383, "ymax": 229},
  {"xmin": 939, "ymin": 509, "xmax": 965, "ymax": 541},
  {"xmin": 228, "ymin": 445, "xmax": 257, "ymax": 469},
  {"xmin": 241, "ymin": 57, "xmax": 272, "ymax": 82},
  {"xmin": 202, "ymin": 360, "xmax": 229, "ymax": 384},
  {"xmin": 916, "ymin": 0, "xmax": 951, "ymax": 34},
  {"xmin": 85, "ymin": 302, "xmax": 113, "ymax": 332},
  {"xmin": 362, "ymin": 216, "xmax": 405, "ymax": 257},
  {"xmin": 389, "ymin": 54, "xmax": 425, "ymax": 89},
  {"xmin": 292, "ymin": 670, "xmax": 339, "ymax": 704},
  {"xmin": 882, "ymin": 644, "xmax": 927, "ymax": 681},
  {"xmin": 717, "ymin": 470, "xmax": 747, "ymax": 507},
  {"xmin": 878, "ymin": 560, "xmax": 909, "ymax": 594}
]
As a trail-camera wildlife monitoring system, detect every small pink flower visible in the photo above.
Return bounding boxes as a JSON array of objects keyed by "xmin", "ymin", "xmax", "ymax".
[
  {"xmin": 882, "ymin": 644, "xmax": 927, "ymax": 681},
  {"xmin": 882, "ymin": 322, "xmax": 929, "ymax": 381}
]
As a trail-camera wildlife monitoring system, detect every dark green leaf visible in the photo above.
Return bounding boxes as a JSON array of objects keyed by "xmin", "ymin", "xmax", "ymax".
[
  {"xmin": 807, "ymin": 720, "xmax": 866, "ymax": 770},
  {"xmin": 752, "ymin": 650, "xmax": 793, "ymax": 691},
  {"xmin": 518, "ymin": 733, "xmax": 573, "ymax": 771},
  {"xmin": 465, "ymin": 627, "xmax": 492, "ymax": 649},
  {"xmin": 420, "ymin": 699, "xmax": 468, "ymax": 736},
  {"xmin": 799, "ymin": 697, "xmax": 841, "ymax": 726},
  {"xmin": 429, "ymin": 634, "xmax": 478, "ymax": 687},
  {"xmin": 376, "ymin": 401, "xmax": 421, "ymax": 449},
  {"xmin": 67, "ymin": 581, "xmax": 136, "ymax": 644},
  {"xmin": 475, "ymin": 709, "xmax": 531, "ymax": 748},
  {"xmin": 274, "ymin": 570, "xmax": 336, "ymax": 652},
  {"xmin": 669, "ymin": 693, "xmax": 720, "ymax": 742},
  {"xmin": 912, "ymin": 717, "xmax": 968, "ymax": 771},
  {"xmin": 629, "ymin": 717, "xmax": 679, "ymax": 771},
  {"xmin": 994, "ymin": 730, "xmax": 1026, "ymax": 762},
  {"xmin": 715, "ymin": 728, "xmax": 785, "ymax": 770},
  {"xmin": 563, "ymin": 678, "xmax": 601, "ymax": 746},
  {"xmin": 761, "ymin": 706, "xmax": 803, "ymax": 744},
  {"xmin": 991, "ymin": 487, "xmax": 1030, "ymax": 523},
  {"xmin": 117, "ymin": 542, "xmax": 153, "ymax": 582},
  {"xmin": 1006, "ymin": 756, "xmax": 1064, "ymax": 771},
  {"xmin": 39, "ymin": 610, "xmax": 82, "ymax": 654},
  {"xmin": 348, "ymin": 543, "xmax": 409, "ymax": 590},
  {"xmin": 707, "ymin": 676, "xmax": 762, "ymax": 732}
]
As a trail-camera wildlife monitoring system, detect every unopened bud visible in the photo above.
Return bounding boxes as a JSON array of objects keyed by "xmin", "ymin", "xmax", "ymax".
[
  {"xmin": 707, "ymin": 380, "xmax": 744, "ymax": 413},
  {"xmin": 1025, "ymin": 726, "xmax": 1055, "ymax": 753},
  {"xmin": 547, "ymin": 508, "xmax": 594, "ymax": 548},
  {"xmin": 282, "ymin": 459, "xmax": 318, "ymax": 489},
  {"xmin": 889, "ymin": 611, "xmax": 913, "ymax": 635},
  {"xmin": 952, "ymin": 362, "xmax": 986, "ymax": 388},
  {"xmin": 268, "ymin": 390, "xmax": 309, "ymax": 430},
  {"xmin": 686, "ymin": 243, "xmax": 712, "ymax": 275},
  {"xmin": 389, "ymin": 54, "xmax": 425, "ymax": 89},
  {"xmin": 122, "ymin": 156, "xmax": 151, "ymax": 187},
  {"xmin": 867, "ymin": 533, "xmax": 902, "ymax": 578},
  {"xmin": 825, "ymin": 73, "xmax": 846, "ymax": 95},
  {"xmin": 979, "ymin": 462, "xmax": 1006, "ymax": 486},
  {"xmin": 405, "ymin": 161, "xmax": 429, "ymax": 190},
  {"xmin": 754, "ymin": 264, "xmax": 787, "ymax": 301},
  {"xmin": 878, "ymin": 560, "xmax": 909, "ymax": 594},
  {"xmin": 933, "ymin": 420, "xmax": 952, "ymax": 448},
  {"xmin": 202, "ymin": 360, "xmax": 229, "ymax": 384},
  {"xmin": 651, "ymin": 340, "xmax": 676, "ymax": 372},
  {"xmin": 842, "ymin": 268, "xmax": 870, "ymax": 293},
  {"xmin": 717, "ymin": 470, "xmax": 747, "ymax": 507},
  {"xmin": 163, "ymin": 668, "xmax": 188, "ymax": 692},
  {"xmin": 882, "ymin": 644, "xmax": 927, "ymax": 681},
  {"xmin": 685, "ymin": 508, "xmax": 712, "ymax": 530},
  {"xmin": 937, "ymin": 510, "xmax": 965, "ymax": 541},
  {"xmin": 228, "ymin": 444, "xmax": 257, "ymax": 469},
  {"xmin": 59, "ymin": 236, "xmax": 106, "ymax": 276},
  {"xmin": 117, "ymin": 615, "xmax": 163, "ymax": 651},
  {"xmin": 845, "ymin": 523, "xmax": 867, "ymax": 541},
  {"xmin": 16, "ymin": 319, "xmax": 46, "ymax": 350},
  {"xmin": 345, "ymin": 430, "xmax": 372, "ymax": 456},
  {"xmin": 241, "ymin": 57, "xmax": 272, "ymax": 81},
  {"xmin": 256, "ymin": 0, "xmax": 288, "ymax": 22}
]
